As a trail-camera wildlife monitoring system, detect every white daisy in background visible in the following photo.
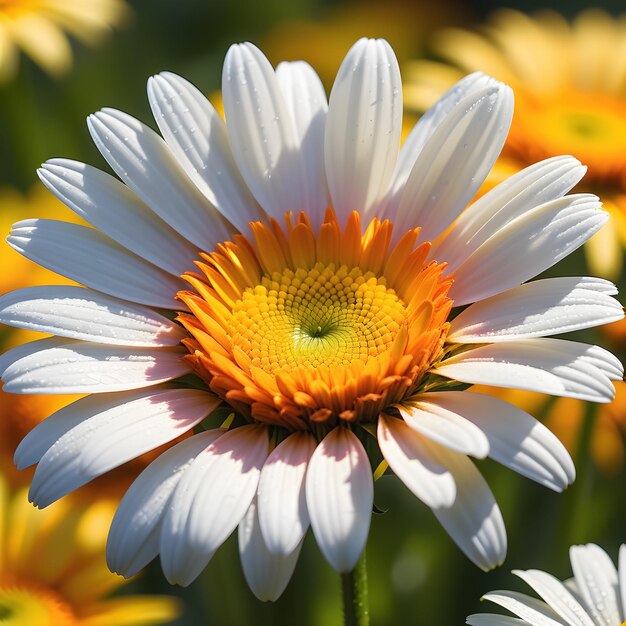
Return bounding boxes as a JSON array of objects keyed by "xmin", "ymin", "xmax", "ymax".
[
  {"xmin": 467, "ymin": 543, "xmax": 626, "ymax": 626},
  {"xmin": 0, "ymin": 38, "xmax": 622, "ymax": 600}
]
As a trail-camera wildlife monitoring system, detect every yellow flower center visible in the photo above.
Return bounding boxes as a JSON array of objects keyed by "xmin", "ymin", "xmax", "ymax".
[
  {"xmin": 0, "ymin": 580, "xmax": 76, "ymax": 626},
  {"xmin": 229, "ymin": 262, "xmax": 407, "ymax": 374},
  {"xmin": 507, "ymin": 89, "xmax": 626, "ymax": 183},
  {"xmin": 178, "ymin": 209, "xmax": 452, "ymax": 430}
]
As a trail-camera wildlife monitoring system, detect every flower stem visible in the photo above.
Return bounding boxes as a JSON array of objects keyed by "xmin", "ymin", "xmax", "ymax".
[
  {"xmin": 565, "ymin": 401, "xmax": 596, "ymax": 547},
  {"xmin": 341, "ymin": 550, "xmax": 370, "ymax": 626}
]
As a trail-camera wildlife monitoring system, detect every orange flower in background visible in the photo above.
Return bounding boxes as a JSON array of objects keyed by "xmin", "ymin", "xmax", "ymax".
[
  {"xmin": 0, "ymin": 0, "xmax": 131, "ymax": 82},
  {"xmin": 0, "ymin": 468, "xmax": 180, "ymax": 625},
  {"xmin": 404, "ymin": 8, "xmax": 626, "ymax": 279}
]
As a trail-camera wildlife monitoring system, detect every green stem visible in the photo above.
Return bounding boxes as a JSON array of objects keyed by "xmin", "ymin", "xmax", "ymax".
[
  {"xmin": 565, "ymin": 402, "xmax": 597, "ymax": 548},
  {"xmin": 341, "ymin": 550, "xmax": 370, "ymax": 626}
]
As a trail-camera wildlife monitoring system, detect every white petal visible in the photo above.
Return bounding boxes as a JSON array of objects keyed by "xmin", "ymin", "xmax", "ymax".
[
  {"xmin": 578, "ymin": 277, "xmax": 619, "ymax": 295},
  {"xmin": 388, "ymin": 73, "xmax": 500, "ymax": 209},
  {"xmin": 257, "ymin": 431, "xmax": 316, "ymax": 556},
  {"xmin": 160, "ymin": 424, "xmax": 269, "ymax": 586},
  {"xmin": 37, "ymin": 159, "xmax": 199, "ymax": 276},
  {"xmin": 398, "ymin": 401, "xmax": 490, "ymax": 458},
  {"xmin": 434, "ymin": 155, "xmax": 587, "ymax": 270},
  {"xmin": 87, "ymin": 108, "xmax": 233, "ymax": 250},
  {"xmin": 434, "ymin": 338, "xmax": 620, "ymax": 403},
  {"xmin": 324, "ymin": 38, "xmax": 402, "ymax": 224},
  {"xmin": 14, "ymin": 385, "xmax": 207, "ymax": 470},
  {"xmin": 0, "ymin": 337, "xmax": 49, "ymax": 375},
  {"xmin": 222, "ymin": 43, "xmax": 310, "ymax": 221},
  {"xmin": 579, "ymin": 343, "xmax": 624, "ymax": 381},
  {"xmin": 238, "ymin": 497, "xmax": 302, "ymax": 602},
  {"xmin": 147, "ymin": 72, "xmax": 262, "ymax": 234},
  {"xmin": 619, "ymin": 545, "xmax": 626, "ymax": 620},
  {"xmin": 415, "ymin": 392, "xmax": 574, "ymax": 492},
  {"xmin": 432, "ymin": 445, "xmax": 507, "ymax": 571},
  {"xmin": 377, "ymin": 414, "xmax": 456, "ymax": 508},
  {"xmin": 0, "ymin": 286, "xmax": 187, "ymax": 346},
  {"xmin": 482, "ymin": 591, "xmax": 567, "ymax": 625},
  {"xmin": 448, "ymin": 194, "xmax": 607, "ymax": 306},
  {"xmin": 448, "ymin": 277, "xmax": 624, "ymax": 343},
  {"xmin": 514, "ymin": 569, "xmax": 596, "ymax": 626},
  {"xmin": 305, "ymin": 427, "xmax": 373, "ymax": 573},
  {"xmin": 570, "ymin": 544, "xmax": 620, "ymax": 626},
  {"xmin": 275, "ymin": 61, "xmax": 328, "ymax": 230},
  {"xmin": 107, "ymin": 429, "xmax": 224, "ymax": 577},
  {"xmin": 1, "ymin": 336, "xmax": 189, "ymax": 394},
  {"xmin": 393, "ymin": 82, "xmax": 513, "ymax": 243},
  {"xmin": 8, "ymin": 219, "xmax": 186, "ymax": 309},
  {"xmin": 27, "ymin": 387, "xmax": 219, "ymax": 508},
  {"xmin": 466, "ymin": 615, "xmax": 528, "ymax": 625},
  {"xmin": 563, "ymin": 577, "xmax": 586, "ymax": 606}
]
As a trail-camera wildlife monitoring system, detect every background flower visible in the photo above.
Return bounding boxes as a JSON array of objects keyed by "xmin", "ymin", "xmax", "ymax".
[
  {"xmin": 403, "ymin": 8, "xmax": 626, "ymax": 280},
  {"xmin": 467, "ymin": 543, "xmax": 626, "ymax": 626},
  {"xmin": 0, "ymin": 467, "xmax": 180, "ymax": 625},
  {"xmin": 0, "ymin": 0, "xmax": 131, "ymax": 82}
]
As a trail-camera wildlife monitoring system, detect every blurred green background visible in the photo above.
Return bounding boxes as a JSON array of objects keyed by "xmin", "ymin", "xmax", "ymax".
[{"xmin": 1, "ymin": 1, "xmax": 625, "ymax": 625}]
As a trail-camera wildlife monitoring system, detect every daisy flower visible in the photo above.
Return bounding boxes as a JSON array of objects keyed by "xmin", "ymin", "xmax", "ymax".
[
  {"xmin": 0, "ymin": 38, "xmax": 622, "ymax": 600},
  {"xmin": 467, "ymin": 543, "xmax": 626, "ymax": 626},
  {"xmin": 0, "ymin": 0, "xmax": 130, "ymax": 82},
  {"xmin": 0, "ymin": 468, "xmax": 180, "ymax": 626},
  {"xmin": 404, "ymin": 8, "xmax": 626, "ymax": 279}
]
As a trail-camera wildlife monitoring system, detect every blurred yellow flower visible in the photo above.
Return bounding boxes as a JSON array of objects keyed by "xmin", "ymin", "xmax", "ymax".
[
  {"xmin": 262, "ymin": 0, "xmax": 468, "ymax": 88},
  {"xmin": 0, "ymin": 0, "xmax": 131, "ymax": 82},
  {"xmin": 404, "ymin": 8, "xmax": 626, "ymax": 279},
  {"xmin": 0, "ymin": 184, "xmax": 83, "ymax": 308},
  {"xmin": 0, "ymin": 466, "xmax": 181, "ymax": 625}
]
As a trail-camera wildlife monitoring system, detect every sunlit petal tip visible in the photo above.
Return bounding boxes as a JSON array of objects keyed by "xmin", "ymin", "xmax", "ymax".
[
  {"xmin": 391, "ymin": 79, "xmax": 513, "ymax": 243},
  {"xmin": 431, "ymin": 450, "xmax": 507, "ymax": 571},
  {"xmin": 377, "ymin": 414, "xmax": 457, "ymax": 508},
  {"xmin": 570, "ymin": 544, "xmax": 622, "ymax": 625},
  {"xmin": 107, "ymin": 430, "xmax": 224, "ymax": 578},
  {"xmin": 306, "ymin": 427, "xmax": 373, "ymax": 573},
  {"xmin": 239, "ymin": 498, "xmax": 302, "ymax": 602},
  {"xmin": 160, "ymin": 425, "xmax": 269, "ymax": 585}
]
